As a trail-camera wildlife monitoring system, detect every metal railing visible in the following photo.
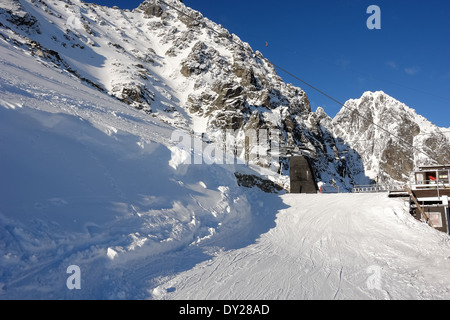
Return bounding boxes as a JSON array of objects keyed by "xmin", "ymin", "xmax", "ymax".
[
  {"xmin": 352, "ymin": 185, "xmax": 389, "ymax": 193},
  {"xmin": 412, "ymin": 179, "xmax": 450, "ymax": 189},
  {"xmin": 411, "ymin": 179, "xmax": 450, "ymax": 200},
  {"xmin": 320, "ymin": 185, "xmax": 341, "ymax": 193},
  {"xmin": 352, "ymin": 184, "xmax": 408, "ymax": 193}
]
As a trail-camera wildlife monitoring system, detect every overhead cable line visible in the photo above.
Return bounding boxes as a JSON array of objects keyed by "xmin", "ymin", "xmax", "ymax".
[
  {"xmin": 268, "ymin": 63, "xmax": 443, "ymax": 164},
  {"xmin": 158, "ymin": 0, "xmax": 443, "ymax": 165}
]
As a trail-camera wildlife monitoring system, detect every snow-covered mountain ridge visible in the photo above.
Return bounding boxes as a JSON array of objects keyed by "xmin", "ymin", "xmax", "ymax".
[
  {"xmin": 1, "ymin": 0, "xmax": 449, "ymax": 189},
  {"xmin": 321, "ymin": 91, "xmax": 450, "ymax": 185},
  {"xmin": 2, "ymin": 0, "xmax": 448, "ymax": 188},
  {"xmin": 0, "ymin": 0, "xmax": 358, "ymax": 190}
]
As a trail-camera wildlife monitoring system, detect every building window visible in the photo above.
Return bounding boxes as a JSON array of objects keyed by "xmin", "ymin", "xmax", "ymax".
[{"xmin": 429, "ymin": 212, "xmax": 443, "ymax": 228}]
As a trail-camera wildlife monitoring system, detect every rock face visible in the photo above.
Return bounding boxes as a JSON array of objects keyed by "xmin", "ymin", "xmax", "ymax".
[
  {"xmin": 1, "ymin": 0, "xmax": 446, "ymax": 190},
  {"xmin": 321, "ymin": 91, "xmax": 450, "ymax": 186},
  {"xmin": 234, "ymin": 173, "xmax": 284, "ymax": 193}
]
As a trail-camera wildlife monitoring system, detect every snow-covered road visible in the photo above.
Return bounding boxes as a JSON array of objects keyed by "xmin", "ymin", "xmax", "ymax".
[{"xmin": 155, "ymin": 193, "xmax": 450, "ymax": 300}]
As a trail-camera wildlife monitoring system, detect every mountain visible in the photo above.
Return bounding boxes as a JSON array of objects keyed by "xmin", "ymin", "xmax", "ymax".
[
  {"xmin": 320, "ymin": 91, "xmax": 450, "ymax": 186},
  {"xmin": 1, "ymin": 0, "xmax": 448, "ymax": 189},
  {"xmin": 0, "ymin": 0, "xmax": 375, "ymax": 191}
]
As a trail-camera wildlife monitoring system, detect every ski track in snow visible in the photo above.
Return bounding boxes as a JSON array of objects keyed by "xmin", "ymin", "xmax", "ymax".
[{"xmin": 155, "ymin": 194, "xmax": 450, "ymax": 300}]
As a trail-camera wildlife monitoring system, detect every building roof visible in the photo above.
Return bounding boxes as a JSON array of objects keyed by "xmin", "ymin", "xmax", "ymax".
[{"xmin": 417, "ymin": 164, "xmax": 450, "ymax": 171}]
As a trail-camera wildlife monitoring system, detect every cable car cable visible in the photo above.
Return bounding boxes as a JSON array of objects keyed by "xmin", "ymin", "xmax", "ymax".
[{"xmin": 158, "ymin": 0, "xmax": 443, "ymax": 165}]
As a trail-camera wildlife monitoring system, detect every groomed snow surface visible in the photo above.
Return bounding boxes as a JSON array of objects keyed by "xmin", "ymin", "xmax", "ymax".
[
  {"xmin": 155, "ymin": 194, "xmax": 450, "ymax": 300},
  {"xmin": 1, "ymin": 33, "xmax": 450, "ymax": 300}
]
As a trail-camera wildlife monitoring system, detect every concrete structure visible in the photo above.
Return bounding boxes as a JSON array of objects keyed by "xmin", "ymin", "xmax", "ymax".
[{"xmin": 289, "ymin": 156, "xmax": 318, "ymax": 194}]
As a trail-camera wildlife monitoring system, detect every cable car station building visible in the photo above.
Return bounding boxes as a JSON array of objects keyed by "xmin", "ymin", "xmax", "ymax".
[
  {"xmin": 409, "ymin": 164, "xmax": 450, "ymax": 234},
  {"xmin": 289, "ymin": 156, "xmax": 318, "ymax": 194}
]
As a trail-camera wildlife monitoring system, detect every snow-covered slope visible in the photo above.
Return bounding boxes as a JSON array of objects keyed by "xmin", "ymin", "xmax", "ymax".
[
  {"xmin": 0, "ymin": 33, "xmax": 259, "ymax": 299},
  {"xmin": 0, "ymin": 0, "xmax": 301, "ymax": 136},
  {"xmin": 155, "ymin": 193, "xmax": 450, "ymax": 300}
]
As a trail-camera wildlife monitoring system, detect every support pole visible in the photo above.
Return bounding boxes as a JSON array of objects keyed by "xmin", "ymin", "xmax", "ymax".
[{"xmin": 406, "ymin": 186, "xmax": 430, "ymax": 225}]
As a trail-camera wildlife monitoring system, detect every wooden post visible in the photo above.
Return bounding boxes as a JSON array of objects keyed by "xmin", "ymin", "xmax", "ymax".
[
  {"xmin": 245, "ymin": 135, "xmax": 249, "ymax": 166},
  {"xmin": 406, "ymin": 186, "xmax": 430, "ymax": 225}
]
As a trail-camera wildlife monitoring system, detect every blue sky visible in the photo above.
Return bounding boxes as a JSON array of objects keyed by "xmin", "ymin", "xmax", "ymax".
[{"xmin": 89, "ymin": 0, "xmax": 450, "ymax": 128}]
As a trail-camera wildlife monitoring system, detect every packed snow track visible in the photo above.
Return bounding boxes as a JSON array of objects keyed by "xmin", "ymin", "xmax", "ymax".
[{"xmin": 154, "ymin": 193, "xmax": 450, "ymax": 300}]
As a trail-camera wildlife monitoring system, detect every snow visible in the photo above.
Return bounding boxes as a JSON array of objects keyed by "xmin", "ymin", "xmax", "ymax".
[
  {"xmin": 154, "ymin": 194, "xmax": 450, "ymax": 300},
  {"xmin": 0, "ymin": 37, "xmax": 253, "ymax": 299},
  {"xmin": 190, "ymin": 112, "xmax": 209, "ymax": 133},
  {"xmin": 1, "ymin": 0, "xmax": 450, "ymax": 301},
  {"xmin": 2, "ymin": 50, "xmax": 449, "ymax": 299},
  {"xmin": 329, "ymin": 90, "xmax": 450, "ymax": 186}
]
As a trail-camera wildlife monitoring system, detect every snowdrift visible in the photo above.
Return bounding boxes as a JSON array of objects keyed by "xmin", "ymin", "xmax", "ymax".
[{"xmin": 0, "ymin": 41, "xmax": 272, "ymax": 299}]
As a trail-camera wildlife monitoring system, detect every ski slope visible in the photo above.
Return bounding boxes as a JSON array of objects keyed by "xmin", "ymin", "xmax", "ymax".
[
  {"xmin": 1, "ymin": 17, "xmax": 450, "ymax": 300},
  {"xmin": 0, "ymin": 37, "xmax": 256, "ymax": 299},
  {"xmin": 154, "ymin": 193, "xmax": 450, "ymax": 300}
]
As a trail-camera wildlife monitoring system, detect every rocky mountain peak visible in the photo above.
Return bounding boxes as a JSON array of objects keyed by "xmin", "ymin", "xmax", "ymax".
[
  {"xmin": 323, "ymin": 91, "xmax": 450, "ymax": 185},
  {"xmin": 1, "ymin": 0, "xmax": 447, "ymax": 190}
]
